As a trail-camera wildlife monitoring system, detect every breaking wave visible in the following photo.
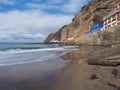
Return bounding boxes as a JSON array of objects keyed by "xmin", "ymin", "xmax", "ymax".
[{"xmin": 0, "ymin": 45, "xmax": 79, "ymax": 66}]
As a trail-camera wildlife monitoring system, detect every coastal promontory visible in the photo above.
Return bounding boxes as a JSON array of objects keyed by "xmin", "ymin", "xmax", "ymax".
[{"xmin": 45, "ymin": 0, "xmax": 119, "ymax": 45}]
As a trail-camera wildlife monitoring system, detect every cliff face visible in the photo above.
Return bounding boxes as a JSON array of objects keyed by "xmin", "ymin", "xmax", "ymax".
[
  {"xmin": 44, "ymin": 25, "xmax": 67, "ymax": 43},
  {"xmin": 45, "ymin": 0, "xmax": 116, "ymax": 43}
]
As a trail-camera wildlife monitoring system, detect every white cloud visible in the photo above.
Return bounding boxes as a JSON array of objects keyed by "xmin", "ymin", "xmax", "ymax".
[
  {"xmin": 0, "ymin": 0, "xmax": 90, "ymax": 42},
  {"xmin": 32, "ymin": 0, "xmax": 66, "ymax": 5},
  {"xmin": 26, "ymin": 0, "xmax": 90, "ymax": 13},
  {"xmin": 0, "ymin": 0, "xmax": 15, "ymax": 5},
  {"xmin": 0, "ymin": 10, "xmax": 73, "ymax": 42},
  {"xmin": 61, "ymin": 0, "xmax": 88, "ymax": 13},
  {"xmin": 26, "ymin": 3, "xmax": 60, "ymax": 10},
  {"xmin": 21, "ymin": 33, "xmax": 45, "ymax": 39},
  {"xmin": 46, "ymin": 0, "xmax": 66, "ymax": 4}
]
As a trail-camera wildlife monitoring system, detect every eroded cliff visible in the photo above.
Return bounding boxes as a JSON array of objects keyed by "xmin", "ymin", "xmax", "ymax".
[{"xmin": 45, "ymin": 0, "xmax": 116, "ymax": 44}]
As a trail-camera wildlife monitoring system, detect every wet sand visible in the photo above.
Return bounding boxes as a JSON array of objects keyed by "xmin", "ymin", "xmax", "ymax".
[
  {"xmin": 0, "ymin": 57, "xmax": 69, "ymax": 90},
  {"xmin": 1, "ymin": 45, "xmax": 120, "ymax": 90},
  {"xmin": 52, "ymin": 45, "xmax": 120, "ymax": 90}
]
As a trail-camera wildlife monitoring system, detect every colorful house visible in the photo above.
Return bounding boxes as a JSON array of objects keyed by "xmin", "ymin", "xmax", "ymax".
[
  {"xmin": 102, "ymin": 1, "xmax": 120, "ymax": 29},
  {"xmin": 85, "ymin": 22, "xmax": 103, "ymax": 35},
  {"xmin": 85, "ymin": 0, "xmax": 120, "ymax": 35}
]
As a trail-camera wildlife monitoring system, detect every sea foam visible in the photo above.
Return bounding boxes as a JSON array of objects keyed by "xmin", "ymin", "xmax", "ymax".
[{"xmin": 0, "ymin": 46, "xmax": 79, "ymax": 66}]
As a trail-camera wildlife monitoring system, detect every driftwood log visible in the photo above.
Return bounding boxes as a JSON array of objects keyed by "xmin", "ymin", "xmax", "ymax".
[{"xmin": 87, "ymin": 59, "xmax": 120, "ymax": 66}]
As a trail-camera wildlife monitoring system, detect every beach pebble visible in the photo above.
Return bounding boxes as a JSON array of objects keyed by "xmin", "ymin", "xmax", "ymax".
[
  {"xmin": 117, "ymin": 87, "xmax": 120, "ymax": 90},
  {"xmin": 89, "ymin": 74, "xmax": 99, "ymax": 80},
  {"xmin": 111, "ymin": 69, "xmax": 118, "ymax": 77}
]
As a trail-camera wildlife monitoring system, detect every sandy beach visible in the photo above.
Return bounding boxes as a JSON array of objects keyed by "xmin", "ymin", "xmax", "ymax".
[
  {"xmin": 0, "ymin": 0, "xmax": 119, "ymax": 90},
  {"xmin": 52, "ymin": 45, "xmax": 120, "ymax": 90},
  {"xmin": 0, "ymin": 45, "xmax": 120, "ymax": 90},
  {"xmin": 0, "ymin": 57, "xmax": 69, "ymax": 90}
]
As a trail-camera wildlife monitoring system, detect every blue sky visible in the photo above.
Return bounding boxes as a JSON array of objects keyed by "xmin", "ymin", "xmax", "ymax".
[{"xmin": 0, "ymin": 0, "xmax": 91, "ymax": 42}]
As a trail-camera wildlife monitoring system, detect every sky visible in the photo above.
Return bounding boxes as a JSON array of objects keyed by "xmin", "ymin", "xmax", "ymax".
[{"xmin": 0, "ymin": 0, "xmax": 91, "ymax": 42}]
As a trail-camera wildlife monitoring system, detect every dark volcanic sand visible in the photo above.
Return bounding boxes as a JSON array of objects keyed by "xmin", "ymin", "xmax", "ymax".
[
  {"xmin": 52, "ymin": 45, "xmax": 120, "ymax": 90},
  {"xmin": 0, "ymin": 58, "xmax": 68, "ymax": 90},
  {"xmin": 1, "ymin": 45, "xmax": 120, "ymax": 90}
]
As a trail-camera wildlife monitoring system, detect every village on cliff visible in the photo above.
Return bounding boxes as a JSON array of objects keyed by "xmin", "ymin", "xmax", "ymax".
[
  {"xmin": 85, "ymin": 0, "xmax": 120, "ymax": 35},
  {"xmin": 46, "ymin": 0, "xmax": 120, "ymax": 45}
]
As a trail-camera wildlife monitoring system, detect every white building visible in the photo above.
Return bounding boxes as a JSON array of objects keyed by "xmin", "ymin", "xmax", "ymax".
[{"xmin": 102, "ymin": 1, "xmax": 120, "ymax": 29}]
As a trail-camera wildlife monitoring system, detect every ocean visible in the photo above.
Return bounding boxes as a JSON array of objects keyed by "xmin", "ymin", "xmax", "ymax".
[{"xmin": 0, "ymin": 43, "xmax": 78, "ymax": 66}]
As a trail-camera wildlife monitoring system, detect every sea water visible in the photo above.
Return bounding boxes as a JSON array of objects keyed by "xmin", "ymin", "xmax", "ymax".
[{"xmin": 0, "ymin": 43, "xmax": 78, "ymax": 66}]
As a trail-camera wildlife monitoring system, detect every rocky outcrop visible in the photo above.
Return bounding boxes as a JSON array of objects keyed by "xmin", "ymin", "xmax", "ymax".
[
  {"xmin": 45, "ymin": 0, "xmax": 116, "ymax": 44},
  {"xmin": 44, "ymin": 33, "xmax": 55, "ymax": 43},
  {"xmin": 44, "ymin": 25, "xmax": 67, "ymax": 43}
]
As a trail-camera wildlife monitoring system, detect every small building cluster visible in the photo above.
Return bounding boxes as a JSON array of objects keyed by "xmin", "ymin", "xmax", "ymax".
[
  {"xmin": 85, "ymin": 0, "xmax": 120, "ymax": 35},
  {"xmin": 85, "ymin": 22, "xmax": 103, "ymax": 35}
]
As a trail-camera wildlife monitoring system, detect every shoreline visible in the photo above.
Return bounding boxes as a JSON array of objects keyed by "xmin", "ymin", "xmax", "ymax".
[
  {"xmin": 0, "ymin": 44, "xmax": 119, "ymax": 90},
  {"xmin": 0, "ymin": 57, "xmax": 69, "ymax": 90},
  {"xmin": 52, "ymin": 44, "xmax": 120, "ymax": 90}
]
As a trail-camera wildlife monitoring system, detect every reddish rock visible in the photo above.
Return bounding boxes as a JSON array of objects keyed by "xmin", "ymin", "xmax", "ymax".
[{"xmin": 45, "ymin": 0, "xmax": 116, "ymax": 44}]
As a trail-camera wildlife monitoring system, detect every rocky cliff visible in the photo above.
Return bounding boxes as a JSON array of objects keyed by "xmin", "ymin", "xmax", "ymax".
[
  {"xmin": 45, "ymin": 0, "xmax": 116, "ymax": 43},
  {"xmin": 44, "ymin": 25, "xmax": 67, "ymax": 43}
]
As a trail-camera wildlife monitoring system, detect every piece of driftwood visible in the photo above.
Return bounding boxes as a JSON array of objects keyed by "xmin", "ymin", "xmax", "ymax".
[
  {"xmin": 87, "ymin": 59, "xmax": 120, "ymax": 66},
  {"xmin": 107, "ymin": 82, "xmax": 120, "ymax": 90}
]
